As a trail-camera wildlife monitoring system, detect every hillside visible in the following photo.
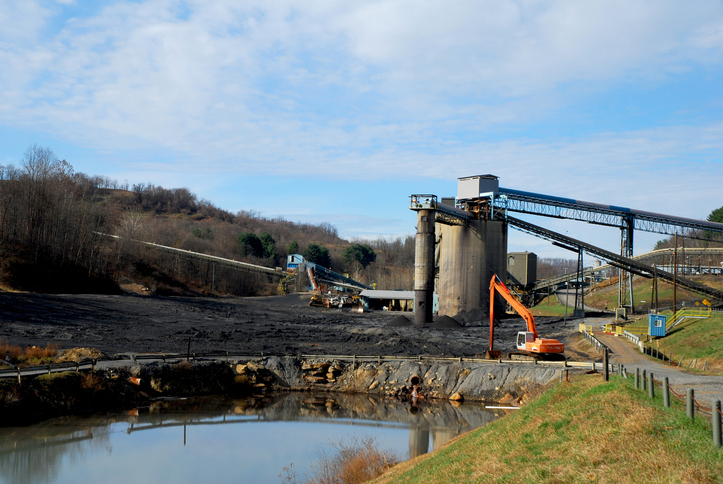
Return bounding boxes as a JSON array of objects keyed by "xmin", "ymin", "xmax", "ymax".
[
  {"xmin": 373, "ymin": 374, "xmax": 723, "ymax": 483},
  {"xmin": 0, "ymin": 149, "xmax": 413, "ymax": 296}
]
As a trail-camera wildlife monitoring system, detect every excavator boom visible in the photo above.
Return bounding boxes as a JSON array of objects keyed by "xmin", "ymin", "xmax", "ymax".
[{"xmin": 489, "ymin": 274, "xmax": 564, "ymax": 357}]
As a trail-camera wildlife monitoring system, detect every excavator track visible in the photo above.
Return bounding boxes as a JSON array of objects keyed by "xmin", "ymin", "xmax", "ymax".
[{"xmin": 507, "ymin": 352, "xmax": 567, "ymax": 362}]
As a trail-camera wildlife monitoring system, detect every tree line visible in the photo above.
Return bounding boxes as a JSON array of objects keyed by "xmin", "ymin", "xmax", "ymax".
[{"xmin": 0, "ymin": 145, "xmax": 417, "ymax": 294}]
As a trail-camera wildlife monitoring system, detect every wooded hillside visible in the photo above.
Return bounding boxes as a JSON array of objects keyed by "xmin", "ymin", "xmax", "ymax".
[{"xmin": 0, "ymin": 146, "xmax": 414, "ymax": 296}]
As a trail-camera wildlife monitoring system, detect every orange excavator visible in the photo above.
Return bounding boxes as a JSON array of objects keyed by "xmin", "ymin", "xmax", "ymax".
[{"xmin": 487, "ymin": 274, "xmax": 565, "ymax": 360}]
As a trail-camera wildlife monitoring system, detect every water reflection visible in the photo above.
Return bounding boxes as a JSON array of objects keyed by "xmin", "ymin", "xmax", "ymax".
[{"xmin": 0, "ymin": 394, "xmax": 505, "ymax": 484}]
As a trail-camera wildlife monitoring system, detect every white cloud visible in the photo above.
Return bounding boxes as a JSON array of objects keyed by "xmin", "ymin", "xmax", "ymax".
[
  {"xmin": 2, "ymin": 0, "xmax": 723, "ymax": 155},
  {"xmin": 1, "ymin": 0, "xmax": 723, "ymax": 245}
]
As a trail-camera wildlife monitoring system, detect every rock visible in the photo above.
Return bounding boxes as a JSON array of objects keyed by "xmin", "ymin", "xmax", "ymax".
[
  {"xmin": 369, "ymin": 381, "xmax": 379, "ymax": 390},
  {"xmin": 303, "ymin": 375, "xmax": 327, "ymax": 384},
  {"xmin": 449, "ymin": 392, "xmax": 464, "ymax": 402}
]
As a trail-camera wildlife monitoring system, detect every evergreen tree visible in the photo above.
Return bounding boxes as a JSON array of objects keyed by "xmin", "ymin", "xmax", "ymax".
[
  {"xmin": 303, "ymin": 243, "xmax": 331, "ymax": 267},
  {"xmin": 238, "ymin": 233, "xmax": 264, "ymax": 258},
  {"xmin": 343, "ymin": 244, "xmax": 377, "ymax": 268}
]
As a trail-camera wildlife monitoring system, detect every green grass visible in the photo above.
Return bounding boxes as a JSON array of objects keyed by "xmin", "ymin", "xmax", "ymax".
[
  {"xmin": 530, "ymin": 295, "xmax": 577, "ymax": 317},
  {"xmin": 585, "ymin": 278, "xmax": 702, "ymax": 312},
  {"xmin": 373, "ymin": 374, "xmax": 723, "ymax": 484},
  {"xmin": 652, "ymin": 313, "xmax": 723, "ymax": 374}
]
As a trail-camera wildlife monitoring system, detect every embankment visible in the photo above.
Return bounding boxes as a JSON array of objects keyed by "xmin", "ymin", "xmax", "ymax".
[{"xmin": 1, "ymin": 357, "xmax": 572, "ymax": 425}]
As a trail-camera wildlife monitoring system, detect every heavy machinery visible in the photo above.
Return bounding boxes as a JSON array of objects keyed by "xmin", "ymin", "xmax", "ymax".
[{"xmin": 487, "ymin": 274, "xmax": 565, "ymax": 360}]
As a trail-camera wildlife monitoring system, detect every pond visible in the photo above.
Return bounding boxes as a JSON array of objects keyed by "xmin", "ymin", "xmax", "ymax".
[{"xmin": 0, "ymin": 393, "xmax": 506, "ymax": 484}]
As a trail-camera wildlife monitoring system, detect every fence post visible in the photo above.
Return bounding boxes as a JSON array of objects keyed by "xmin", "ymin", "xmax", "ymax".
[
  {"xmin": 635, "ymin": 368, "xmax": 639, "ymax": 389},
  {"xmin": 642, "ymin": 370, "xmax": 647, "ymax": 391},
  {"xmin": 713, "ymin": 401, "xmax": 722, "ymax": 448},
  {"xmin": 648, "ymin": 372, "xmax": 654, "ymax": 399},
  {"xmin": 17, "ymin": 369, "xmax": 21, "ymax": 385},
  {"xmin": 687, "ymin": 389, "xmax": 695, "ymax": 420},
  {"xmin": 663, "ymin": 377, "xmax": 670, "ymax": 408},
  {"xmin": 603, "ymin": 348, "xmax": 609, "ymax": 382}
]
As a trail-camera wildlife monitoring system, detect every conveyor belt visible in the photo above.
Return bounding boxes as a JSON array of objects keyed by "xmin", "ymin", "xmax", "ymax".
[{"xmin": 505, "ymin": 215, "xmax": 723, "ymax": 303}]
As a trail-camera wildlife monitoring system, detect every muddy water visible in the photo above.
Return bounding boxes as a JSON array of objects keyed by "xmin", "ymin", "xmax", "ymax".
[{"xmin": 0, "ymin": 393, "xmax": 504, "ymax": 484}]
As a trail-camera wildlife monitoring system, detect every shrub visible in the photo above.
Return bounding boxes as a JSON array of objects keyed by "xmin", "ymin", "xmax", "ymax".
[{"xmin": 303, "ymin": 436, "xmax": 399, "ymax": 484}]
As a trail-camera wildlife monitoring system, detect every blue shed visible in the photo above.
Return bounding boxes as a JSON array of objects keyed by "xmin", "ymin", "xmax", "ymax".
[
  {"xmin": 287, "ymin": 254, "xmax": 305, "ymax": 271},
  {"xmin": 649, "ymin": 314, "xmax": 667, "ymax": 337}
]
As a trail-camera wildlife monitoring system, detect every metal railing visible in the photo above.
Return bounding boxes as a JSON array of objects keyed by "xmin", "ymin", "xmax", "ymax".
[
  {"xmin": 622, "ymin": 330, "xmax": 640, "ymax": 345},
  {"xmin": 0, "ymin": 350, "xmax": 617, "ymax": 381},
  {"xmin": 579, "ymin": 324, "xmax": 608, "ymax": 353},
  {"xmin": 0, "ymin": 359, "xmax": 96, "ymax": 383}
]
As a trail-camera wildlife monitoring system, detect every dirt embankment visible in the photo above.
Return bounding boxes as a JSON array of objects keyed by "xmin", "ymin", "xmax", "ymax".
[
  {"xmin": 1, "ymin": 355, "xmax": 571, "ymax": 426},
  {"xmin": 0, "ymin": 291, "xmax": 585, "ymax": 425}
]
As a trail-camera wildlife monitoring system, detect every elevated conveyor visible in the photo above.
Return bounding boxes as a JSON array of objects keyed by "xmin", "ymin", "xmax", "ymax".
[
  {"xmin": 492, "ymin": 188, "xmax": 723, "ymax": 239},
  {"xmin": 503, "ymin": 215, "xmax": 723, "ymax": 304},
  {"xmin": 101, "ymin": 233, "xmax": 369, "ymax": 291},
  {"xmin": 533, "ymin": 247, "xmax": 723, "ymax": 295}
]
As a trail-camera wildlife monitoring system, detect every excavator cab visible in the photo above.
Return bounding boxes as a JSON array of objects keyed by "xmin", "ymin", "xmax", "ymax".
[{"xmin": 516, "ymin": 332, "xmax": 534, "ymax": 351}]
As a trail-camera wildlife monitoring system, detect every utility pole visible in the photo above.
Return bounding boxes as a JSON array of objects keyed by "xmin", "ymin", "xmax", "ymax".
[
  {"xmin": 654, "ymin": 265, "xmax": 658, "ymax": 313},
  {"xmin": 673, "ymin": 234, "xmax": 678, "ymax": 315}
]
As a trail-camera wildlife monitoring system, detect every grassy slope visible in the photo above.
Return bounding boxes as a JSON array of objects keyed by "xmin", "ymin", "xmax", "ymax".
[
  {"xmin": 532, "ymin": 276, "xmax": 722, "ymax": 317},
  {"xmin": 654, "ymin": 314, "xmax": 723, "ymax": 374},
  {"xmin": 373, "ymin": 375, "xmax": 723, "ymax": 484}
]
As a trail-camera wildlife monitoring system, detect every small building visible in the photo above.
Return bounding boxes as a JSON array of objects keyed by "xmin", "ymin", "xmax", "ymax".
[
  {"xmin": 507, "ymin": 252, "xmax": 537, "ymax": 286},
  {"xmin": 359, "ymin": 290, "xmax": 439, "ymax": 313},
  {"xmin": 649, "ymin": 314, "xmax": 667, "ymax": 337},
  {"xmin": 287, "ymin": 254, "xmax": 305, "ymax": 271},
  {"xmin": 360, "ymin": 290, "xmax": 414, "ymax": 311}
]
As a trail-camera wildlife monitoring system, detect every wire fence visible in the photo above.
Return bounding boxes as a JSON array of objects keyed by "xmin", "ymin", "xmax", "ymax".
[{"xmin": 628, "ymin": 367, "xmax": 722, "ymax": 448}]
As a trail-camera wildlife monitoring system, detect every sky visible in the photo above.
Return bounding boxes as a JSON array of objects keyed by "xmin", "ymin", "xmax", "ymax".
[{"xmin": 2, "ymin": 0, "xmax": 723, "ymax": 259}]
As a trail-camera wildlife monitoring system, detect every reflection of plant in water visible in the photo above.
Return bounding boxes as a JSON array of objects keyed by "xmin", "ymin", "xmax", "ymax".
[
  {"xmin": 281, "ymin": 436, "xmax": 399, "ymax": 484},
  {"xmin": 0, "ymin": 423, "xmax": 112, "ymax": 484}
]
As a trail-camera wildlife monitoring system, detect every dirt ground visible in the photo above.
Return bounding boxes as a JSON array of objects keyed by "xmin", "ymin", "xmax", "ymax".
[{"xmin": 0, "ymin": 292, "xmax": 586, "ymax": 358}]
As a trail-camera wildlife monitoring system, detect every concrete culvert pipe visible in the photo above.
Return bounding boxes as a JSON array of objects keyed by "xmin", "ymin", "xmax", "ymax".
[{"xmin": 410, "ymin": 375, "xmax": 422, "ymax": 386}]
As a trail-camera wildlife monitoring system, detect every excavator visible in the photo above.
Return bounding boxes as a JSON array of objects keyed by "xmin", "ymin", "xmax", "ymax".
[{"xmin": 487, "ymin": 274, "xmax": 565, "ymax": 360}]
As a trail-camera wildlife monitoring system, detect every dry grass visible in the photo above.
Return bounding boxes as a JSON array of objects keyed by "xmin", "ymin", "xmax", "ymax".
[
  {"xmin": 372, "ymin": 375, "xmax": 723, "ymax": 484},
  {"xmin": 0, "ymin": 339, "xmax": 58, "ymax": 366},
  {"xmin": 281, "ymin": 436, "xmax": 399, "ymax": 484},
  {"xmin": 80, "ymin": 372, "xmax": 106, "ymax": 392}
]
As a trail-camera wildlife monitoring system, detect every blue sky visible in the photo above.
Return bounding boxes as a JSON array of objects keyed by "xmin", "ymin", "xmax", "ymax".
[{"xmin": 2, "ymin": 0, "xmax": 723, "ymax": 258}]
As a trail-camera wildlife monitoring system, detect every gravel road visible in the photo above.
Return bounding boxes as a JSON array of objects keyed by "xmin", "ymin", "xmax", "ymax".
[{"xmin": 593, "ymin": 327, "xmax": 723, "ymax": 408}]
